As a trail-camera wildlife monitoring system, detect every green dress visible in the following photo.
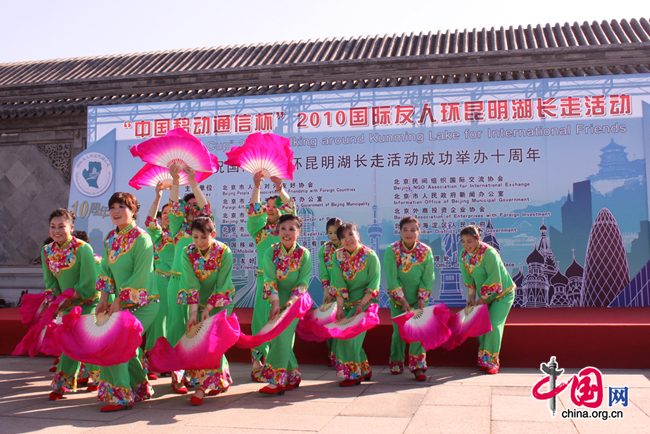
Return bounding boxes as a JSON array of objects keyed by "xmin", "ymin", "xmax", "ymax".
[
  {"xmin": 42, "ymin": 236, "xmax": 100, "ymax": 392},
  {"xmin": 246, "ymin": 197, "xmax": 296, "ymax": 363},
  {"xmin": 459, "ymin": 241, "xmax": 516, "ymax": 370},
  {"xmin": 260, "ymin": 242, "xmax": 311, "ymax": 386},
  {"xmin": 330, "ymin": 244, "xmax": 380, "ymax": 380},
  {"xmin": 143, "ymin": 215, "xmax": 175, "ymax": 372},
  {"xmin": 178, "ymin": 240, "xmax": 235, "ymax": 392},
  {"xmin": 384, "ymin": 240, "xmax": 435, "ymax": 373},
  {"xmin": 318, "ymin": 241, "xmax": 339, "ymax": 366},
  {"xmin": 96, "ymin": 221, "xmax": 159, "ymax": 407}
]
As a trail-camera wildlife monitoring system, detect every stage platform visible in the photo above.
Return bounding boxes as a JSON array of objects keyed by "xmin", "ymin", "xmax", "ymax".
[{"xmin": 2, "ymin": 307, "xmax": 649, "ymax": 369}]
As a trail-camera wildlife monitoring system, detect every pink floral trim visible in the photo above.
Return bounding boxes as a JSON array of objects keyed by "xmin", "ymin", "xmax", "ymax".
[
  {"xmin": 361, "ymin": 360, "xmax": 371, "ymax": 377},
  {"xmin": 321, "ymin": 279, "xmax": 331, "ymax": 296},
  {"xmin": 465, "ymin": 283, "xmax": 477, "ymax": 291},
  {"xmin": 263, "ymin": 281, "xmax": 278, "ymax": 299},
  {"xmin": 43, "ymin": 237, "xmax": 85, "ymax": 277},
  {"xmin": 271, "ymin": 243, "xmax": 306, "ymax": 280},
  {"xmin": 323, "ymin": 241, "xmax": 336, "ymax": 268},
  {"xmin": 186, "ymin": 366, "xmax": 232, "ymax": 392},
  {"xmin": 365, "ymin": 287, "xmax": 380, "ymax": 298},
  {"xmin": 389, "ymin": 360, "xmax": 404, "ymax": 374},
  {"xmin": 118, "ymin": 288, "xmax": 150, "ymax": 308},
  {"xmin": 478, "ymin": 350, "xmax": 500, "ymax": 369},
  {"xmin": 390, "ymin": 240, "xmax": 430, "ymax": 273},
  {"xmin": 291, "ymin": 285, "xmax": 307, "ymax": 297},
  {"xmin": 96, "ymin": 275, "xmax": 115, "ymax": 294},
  {"xmin": 51, "ymin": 370, "xmax": 76, "ymax": 392},
  {"xmin": 177, "ymin": 289, "xmax": 199, "ymax": 305},
  {"xmin": 481, "ymin": 282, "xmax": 503, "ymax": 298},
  {"xmin": 335, "ymin": 245, "xmax": 372, "ymax": 280},
  {"xmin": 146, "ymin": 216, "xmax": 173, "ymax": 261},
  {"xmin": 133, "ymin": 379, "xmax": 154, "ymax": 402},
  {"xmin": 418, "ymin": 288, "xmax": 431, "ymax": 301},
  {"xmin": 277, "ymin": 198, "xmax": 296, "ymax": 214},
  {"xmin": 185, "ymin": 241, "xmax": 228, "ymax": 280},
  {"xmin": 408, "ymin": 353, "xmax": 427, "ymax": 372},
  {"xmin": 329, "ymin": 286, "xmax": 338, "ymax": 298},
  {"xmin": 335, "ymin": 359, "xmax": 362, "ymax": 380},
  {"xmin": 261, "ymin": 362, "xmax": 288, "ymax": 386},
  {"xmin": 44, "ymin": 288, "xmax": 62, "ymax": 304},
  {"xmin": 97, "ymin": 380, "xmax": 135, "ymax": 406},
  {"xmin": 389, "ymin": 287, "xmax": 405, "ymax": 302},
  {"xmin": 246, "ymin": 202, "xmax": 265, "ymax": 217},
  {"xmin": 169, "ymin": 201, "xmax": 185, "ymax": 217},
  {"xmin": 334, "ymin": 286, "xmax": 349, "ymax": 299},
  {"xmin": 142, "ymin": 350, "xmax": 151, "ymax": 375},
  {"xmin": 105, "ymin": 222, "xmax": 147, "ymax": 264},
  {"xmin": 78, "ymin": 363, "xmax": 90, "ymax": 381},
  {"xmin": 461, "ymin": 242, "xmax": 490, "ymax": 274},
  {"xmin": 287, "ymin": 368, "xmax": 301, "ymax": 386},
  {"xmin": 207, "ymin": 291, "xmax": 234, "ymax": 307}
]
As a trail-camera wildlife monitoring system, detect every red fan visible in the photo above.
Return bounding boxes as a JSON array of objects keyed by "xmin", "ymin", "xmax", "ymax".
[
  {"xmin": 130, "ymin": 128, "xmax": 219, "ymax": 173},
  {"xmin": 12, "ymin": 289, "xmax": 74, "ymax": 357},
  {"xmin": 128, "ymin": 163, "xmax": 216, "ymax": 190},
  {"xmin": 224, "ymin": 132, "xmax": 295, "ymax": 180},
  {"xmin": 54, "ymin": 307, "xmax": 144, "ymax": 366},
  {"xmin": 148, "ymin": 310, "xmax": 241, "ymax": 372},
  {"xmin": 392, "ymin": 304, "xmax": 452, "ymax": 351},
  {"xmin": 309, "ymin": 303, "xmax": 380, "ymax": 340},
  {"xmin": 235, "ymin": 293, "xmax": 312, "ymax": 349},
  {"xmin": 296, "ymin": 301, "xmax": 337, "ymax": 342},
  {"xmin": 441, "ymin": 304, "xmax": 493, "ymax": 351},
  {"xmin": 19, "ymin": 292, "xmax": 47, "ymax": 327}
]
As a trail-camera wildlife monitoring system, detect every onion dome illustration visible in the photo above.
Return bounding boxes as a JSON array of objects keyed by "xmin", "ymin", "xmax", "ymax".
[
  {"xmin": 526, "ymin": 247, "xmax": 544, "ymax": 264},
  {"xmin": 550, "ymin": 270, "xmax": 569, "ymax": 286}
]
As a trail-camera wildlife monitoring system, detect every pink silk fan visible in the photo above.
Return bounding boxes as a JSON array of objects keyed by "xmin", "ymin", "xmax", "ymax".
[
  {"xmin": 235, "ymin": 292, "xmax": 312, "ymax": 349},
  {"xmin": 440, "ymin": 304, "xmax": 493, "ymax": 351},
  {"xmin": 224, "ymin": 132, "xmax": 295, "ymax": 180},
  {"xmin": 309, "ymin": 303, "xmax": 380, "ymax": 340},
  {"xmin": 392, "ymin": 304, "xmax": 453, "ymax": 351},
  {"xmin": 130, "ymin": 128, "xmax": 219, "ymax": 174},
  {"xmin": 18, "ymin": 292, "xmax": 48, "ymax": 327},
  {"xmin": 148, "ymin": 310, "xmax": 241, "ymax": 372},
  {"xmin": 54, "ymin": 307, "xmax": 144, "ymax": 366},
  {"xmin": 296, "ymin": 301, "xmax": 337, "ymax": 342},
  {"xmin": 128, "ymin": 163, "xmax": 214, "ymax": 190},
  {"xmin": 12, "ymin": 289, "xmax": 74, "ymax": 357}
]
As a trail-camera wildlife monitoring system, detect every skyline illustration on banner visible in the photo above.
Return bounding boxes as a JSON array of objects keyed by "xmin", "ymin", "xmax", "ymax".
[{"xmin": 69, "ymin": 75, "xmax": 650, "ymax": 309}]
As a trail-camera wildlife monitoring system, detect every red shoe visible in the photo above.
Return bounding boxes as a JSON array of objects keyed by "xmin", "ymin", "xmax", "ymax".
[
  {"xmin": 190, "ymin": 395, "xmax": 204, "ymax": 406},
  {"xmin": 251, "ymin": 369, "xmax": 263, "ymax": 383},
  {"xmin": 486, "ymin": 367, "xmax": 499, "ymax": 375},
  {"xmin": 49, "ymin": 391, "xmax": 64, "ymax": 400},
  {"xmin": 100, "ymin": 404, "xmax": 130, "ymax": 412},
  {"xmin": 361, "ymin": 372, "xmax": 372, "ymax": 382},
  {"xmin": 286, "ymin": 378, "xmax": 301, "ymax": 390},
  {"xmin": 415, "ymin": 374, "xmax": 427, "ymax": 381},
  {"xmin": 49, "ymin": 366, "xmax": 57, "ymax": 373},
  {"xmin": 339, "ymin": 379, "xmax": 362, "ymax": 387},
  {"xmin": 53, "ymin": 358, "xmax": 60, "ymax": 365},
  {"xmin": 207, "ymin": 385, "xmax": 229, "ymax": 396},
  {"xmin": 86, "ymin": 384, "xmax": 99, "ymax": 392},
  {"xmin": 259, "ymin": 385, "xmax": 286, "ymax": 395},
  {"xmin": 147, "ymin": 373, "xmax": 158, "ymax": 380},
  {"xmin": 479, "ymin": 366, "xmax": 487, "ymax": 371},
  {"xmin": 183, "ymin": 381, "xmax": 195, "ymax": 389},
  {"xmin": 172, "ymin": 383, "xmax": 188, "ymax": 394}
]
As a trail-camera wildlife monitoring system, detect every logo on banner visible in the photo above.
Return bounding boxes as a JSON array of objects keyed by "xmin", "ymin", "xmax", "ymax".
[
  {"xmin": 73, "ymin": 152, "xmax": 113, "ymax": 197},
  {"xmin": 532, "ymin": 357, "xmax": 628, "ymax": 420}
]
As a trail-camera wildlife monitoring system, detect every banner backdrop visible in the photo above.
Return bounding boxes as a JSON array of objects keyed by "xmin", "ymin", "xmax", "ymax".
[{"xmin": 71, "ymin": 75, "xmax": 650, "ymax": 309}]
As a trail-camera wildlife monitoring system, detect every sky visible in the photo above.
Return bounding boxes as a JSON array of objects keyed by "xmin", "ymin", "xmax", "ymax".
[{"xmin": 0, "ymin": 0, "xmax": 647, "ymax": 63}]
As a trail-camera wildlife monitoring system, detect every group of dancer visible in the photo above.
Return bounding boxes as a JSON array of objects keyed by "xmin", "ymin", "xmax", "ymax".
[{"xmin": 39, "ymin": 165, "xmax": 515, "ymax": 411}]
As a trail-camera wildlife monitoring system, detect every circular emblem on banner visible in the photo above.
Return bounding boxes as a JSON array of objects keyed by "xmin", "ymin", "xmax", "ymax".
[{"xmin": 73, "ymin": 152, "xmax": 113, "ymax": 197}]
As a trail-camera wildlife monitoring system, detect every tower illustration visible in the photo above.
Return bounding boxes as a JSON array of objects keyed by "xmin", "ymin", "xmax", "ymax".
[{"xmin": 433, "ymin": 230, "xmax": 466, "ymax": 307}]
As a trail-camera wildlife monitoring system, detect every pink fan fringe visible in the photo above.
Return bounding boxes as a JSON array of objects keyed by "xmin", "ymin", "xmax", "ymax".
[
  {"xmin": 235, "ymin": 292, "xmax": 312, "ymax": 349},
  {"xmin": 129, "ymin": 162, "xmax": 215, "ymax": 190},
  {"xmin": 296, "ymin": 303, "xmax": 338, "ymax": 343},
  {"xmin": 392, "ymin": 304, "xmax": 452, "ymax": 351},
  {"xmin": 440, "ymin": 304, "xmax": 492, "ymax": 351},
  {"xmin": 54, "ymin": 307, "xmax": 144, "ymax": 366},
  {"xmin": 149, "ymin": 310, "xmax": 241, "ymax": 372},
  {"xmin": 224, "ymin": 132, "xmax": 295, "ymax": 180},
  {"xmin": 19, "ymin": 292, "xmax": 47, "ymax": 327},
  {"xmin": 308, "ymin": 304, "xmax": 380, "ymax": 340}
]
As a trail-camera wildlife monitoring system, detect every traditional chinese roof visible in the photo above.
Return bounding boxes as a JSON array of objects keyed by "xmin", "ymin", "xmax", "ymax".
[{"xmin": 1, "ymin": 18, "xmax": 649, "ymax": 118}]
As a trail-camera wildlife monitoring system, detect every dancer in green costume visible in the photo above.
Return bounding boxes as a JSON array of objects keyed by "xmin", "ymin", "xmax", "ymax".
[
  {"xmin": 318, "ymin": 217, "xmax": 342, "ymax": 367},
  {"xmin": 330, "ymin": 222, "xmax": 380, "ymax": 387},
  {"xmin": 246, "ymin": 171, "xmax": 295, "ymax": 380},
  {"xmin": 143, "ymin": 181, "xmax": 175, "ymax": 379},
  {"xmin": 258, "ymin": 214, "xmax": 311, "ymax": 395},
  {"xmin": 459, "ymin": 225, "xmax": 516, "ymax": 375},
  {"xmin": 384, "ymin": 216, "xmax": 434, "ymax": 381},
  {"xmin": 95, "ymin": 192, "xmax": 159, "ymax": 412},
  {"xmin": 166, "ymin": 164, "xmax": 211, "ymax": 393},
  {"xmin": 178, "ymin": 216, "xmax": 236, "ymax": 405},
  {"xmin": 43, "ymin": 209, "xmax": 101, "ymax": 400}
]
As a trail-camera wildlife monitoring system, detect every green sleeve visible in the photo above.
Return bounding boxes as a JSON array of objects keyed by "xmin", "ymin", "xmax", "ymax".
[
  {"xmin": 262, "ymin": 245, "xmax": 279, "ymax": 301},
  {"xmin": 74, "ymin": 243, "xmax": 98, "ymax": 302},
  {"xmin": 365, "ymin": 250, "xmax": 381, "ymax": 299},
  {"xmin": 459, "ymin": 250, "xmax": 476, "ymax": 292},
  {"xmin": 178, "ymin": 247, "xmax": 200, "ymax": 305},
  {"xmin": 293, "ymin": 249, "xmax": 312, "ymax": 295},
  {"xmin": 246, "ymin": 202, "xmax": 267, "ymax": 238},
  {"xmin": 208, "ymin": 246, "xmax": 235, "ymax": 308},
  {"xmin": 41, "ymin": 248, "xmax": 60, "ymax": 302},
  {"xmin": 419, "ymin": 249, "xmax": 435, "ymax": 301},
  {"xmin": 145, "ymin": 216, "xmax": 163, "ymax": 245},
  {"xmin": 318, "ymin": 244, "xmax": 330, "ymax": 284},
  {"xmin": 383, "ymin": 246, "xmax": 404, "ymax": 303},
  {"xmin": 119, "ymin": 235, "xmax": 154, "ymax": 293},
  {"xmin": 96, "ymin": 240, "xmax": 115, "ymax": 294},
  {"xmin": 276, "ymin": 196, "xmax": 296, "ymax": 215},
  {"xmin": 480, "ymin": 249, "xmax": 509, "ymax": 302},
  {"xmin": 330, "ymin": 253, "xmax": 348, "ymax": 299},
  {"xmin": 168, "ymin": 200, "xmax": 186, "ymax": 238}
]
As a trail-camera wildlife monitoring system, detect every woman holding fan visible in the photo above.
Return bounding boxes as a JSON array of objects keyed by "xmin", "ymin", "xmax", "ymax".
[
  {"xmin": 318, "ymin": 217, "xmax": 342, "ymax": 367},
  {"xmin": 259, "ymin": 214, "xmax": 311, "ymax": 395},
  {"xmin": 330, "ymin": 222, "xmax": 381, "ymax": 387},
  {"xmin": 95, "ymin": 192, "xmax": 159, "ymax": 412},
  {"xmin": 384, "ymin": 216, "xmax": 434, "ymax": 381},
  {"xmin": 459, "ymin": 225, "xmax": 516, "ymax": 374},
  {"xmin": 178, "ymin": 215, "xmax": 235, "ymax": 405}
]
